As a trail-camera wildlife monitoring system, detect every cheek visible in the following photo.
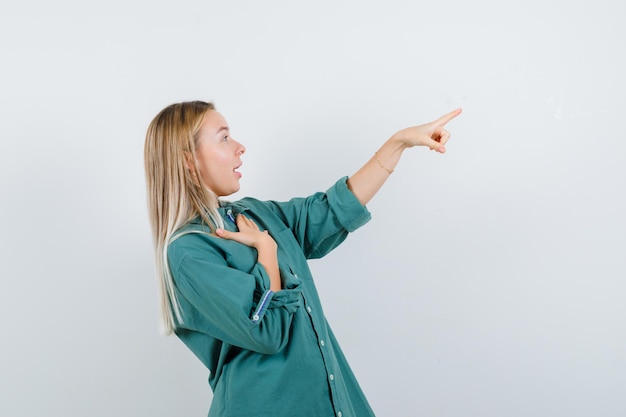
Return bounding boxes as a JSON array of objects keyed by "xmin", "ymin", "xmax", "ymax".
[{"xmin": 198, "ymin": 150, "xmax": 230, "ymax": 177}]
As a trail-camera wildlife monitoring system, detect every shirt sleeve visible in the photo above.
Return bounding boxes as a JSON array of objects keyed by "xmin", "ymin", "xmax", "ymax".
[
  {"xmin": 168, "ymin": 232, "xmax": 302, "ymax": 355},
  {"xmin": 260, "ymin": 176, "xmax": 371, "ymax": 259}
]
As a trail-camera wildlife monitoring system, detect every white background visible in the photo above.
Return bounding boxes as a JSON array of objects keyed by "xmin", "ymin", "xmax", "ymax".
[{"xmin": 1, "ymin": 0, "xmax": 625, "ymax": 416}]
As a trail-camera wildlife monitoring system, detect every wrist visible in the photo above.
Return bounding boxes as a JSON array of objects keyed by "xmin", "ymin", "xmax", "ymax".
[
  {"xmin": 389, "ymin": 126, "xmax": 416, "ymax": 149},
  {"xmin": 254, "ymin": 237, "xmax": 277, "ymax": 253},
  {"xmin": 387, "ymin": 133, "xmax": 411, "ymax": 150}
]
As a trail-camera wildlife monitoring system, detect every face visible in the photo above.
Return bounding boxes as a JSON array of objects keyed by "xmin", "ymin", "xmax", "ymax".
[{"xmin": 192, "ymin": 110, "xmax": 246, "ymax": 197}]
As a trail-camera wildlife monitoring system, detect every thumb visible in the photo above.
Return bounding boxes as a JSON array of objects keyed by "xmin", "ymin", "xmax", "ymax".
[{"xmin": 426, "ymin": 138, "xmax": 446, "ymax": 153}]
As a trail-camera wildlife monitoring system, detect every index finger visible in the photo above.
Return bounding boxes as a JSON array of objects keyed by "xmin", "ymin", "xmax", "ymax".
[
  {"xmin": 235, "ymin": 214, "xmax": 250, "ymax": 227},
  {"xmin": 237, "ymin": 214, "xmax": 259, "ymax": 230},
  {"xmin": 434, "ymin": 108, "xmax": 462, "ymax": 126}
]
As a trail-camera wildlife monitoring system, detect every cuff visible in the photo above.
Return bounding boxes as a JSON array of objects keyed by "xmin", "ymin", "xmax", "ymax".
[
  {"xmin": 326, "ymin": 176, "xmax": 372, "ymax": 232},
  {"xmin": 250, "ymin": 265, "xmax": 302, "ymax": 323}
]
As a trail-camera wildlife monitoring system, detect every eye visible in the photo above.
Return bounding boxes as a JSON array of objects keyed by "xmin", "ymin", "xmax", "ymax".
[{"xmin": 222, "ymin": 135, "xmax": 229, "ymax": 142}]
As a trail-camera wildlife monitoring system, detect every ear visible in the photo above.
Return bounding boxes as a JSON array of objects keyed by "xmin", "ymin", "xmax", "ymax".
[{"xmin": 183, "ymin": 151, "xmax": 195, "ymax": 174}]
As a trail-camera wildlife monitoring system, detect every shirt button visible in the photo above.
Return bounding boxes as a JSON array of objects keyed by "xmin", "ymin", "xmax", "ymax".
[
  {"xmin": 329, "ymin": 374, "xmax": 334, "ymax": 381},
  {"xmin": 306, "ymin": 306, "xmax": 312, "ymax": 313},
  {"xmin": 294, "ymin": 274, "xmax": 299, "ymax": 279},
  {"xmin": 337, "ymin": 412, "xmax": 342, "ymax": 417},
  {"xmin": 320, "ymin": 339, "xmax": 325, "ymax": 347}
]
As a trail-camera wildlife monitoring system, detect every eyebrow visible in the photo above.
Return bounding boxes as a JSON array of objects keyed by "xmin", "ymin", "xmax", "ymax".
[{"xmin": 216, "ymin": 126, "xmax": 229, "ymax": 133}]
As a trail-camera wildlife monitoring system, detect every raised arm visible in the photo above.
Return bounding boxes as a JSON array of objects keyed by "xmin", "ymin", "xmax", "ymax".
[{"xmin": 347, "ymin": 108, "xmax": 462, "ymax": 205}]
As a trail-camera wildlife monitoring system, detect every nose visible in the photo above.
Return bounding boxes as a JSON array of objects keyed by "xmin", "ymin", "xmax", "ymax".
[{"xmin": 236, "ymin": 140, "xmax": 246, "ymax": 156}]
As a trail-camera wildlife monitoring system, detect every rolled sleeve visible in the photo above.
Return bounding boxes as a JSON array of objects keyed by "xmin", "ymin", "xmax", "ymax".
[
  {"xmin": 252, "ymin": 267, "xmax": 302, "ymax": 323},
  {"xmin": 251, "ymin": 177, "xmax": 372, "ymax": 260},
  {"xmin": 326, "ymin": 176, "xmax": 371, "ymax": 232}
]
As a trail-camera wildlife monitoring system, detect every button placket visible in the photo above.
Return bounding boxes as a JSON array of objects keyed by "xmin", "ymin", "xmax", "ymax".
[{"xmin": 299, "ymin": 283, "xmax": 342, "ymax": 416}]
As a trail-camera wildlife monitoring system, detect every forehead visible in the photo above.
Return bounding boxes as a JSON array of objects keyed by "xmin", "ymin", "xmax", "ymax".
[{"xmin": 199, "ymin": 110, "xmax": 229, "ymax": 136}]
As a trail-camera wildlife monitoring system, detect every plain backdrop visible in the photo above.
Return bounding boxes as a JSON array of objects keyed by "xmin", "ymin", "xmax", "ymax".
[{"xmin": 1, "ymin": 1, "xmax": 625, "ymax": 416}]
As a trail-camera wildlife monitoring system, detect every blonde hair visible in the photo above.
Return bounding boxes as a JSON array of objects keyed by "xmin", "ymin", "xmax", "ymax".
[{"xmin": 144, "ymin": 100, "xmax": 225, "ymax": 335}]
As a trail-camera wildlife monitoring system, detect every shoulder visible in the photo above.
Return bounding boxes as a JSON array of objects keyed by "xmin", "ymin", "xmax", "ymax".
[
  {"xmin": 233, "ymin": 197, "xmax": 287, "ymax": 222},
  {"xmin": 167, "ymin": 226, "xmax": 224, "ymax": 271},
  {"xmin": 235, "ymin": 197, "xmax": 273, "ymax": 211}
]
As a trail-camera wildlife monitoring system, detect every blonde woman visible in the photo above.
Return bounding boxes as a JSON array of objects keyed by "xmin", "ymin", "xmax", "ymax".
[{"xmin": 144, "ymin": 100, "xmax": 461, "ymax": 417}]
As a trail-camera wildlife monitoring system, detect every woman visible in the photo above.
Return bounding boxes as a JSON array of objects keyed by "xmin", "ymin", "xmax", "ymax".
[{"xmin": 144, "ymin": 101, "xmax": 461, "ymax": 417}]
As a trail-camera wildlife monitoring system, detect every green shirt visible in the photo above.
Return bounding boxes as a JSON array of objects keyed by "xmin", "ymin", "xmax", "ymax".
[{"xmin": 168, "ymin": 177, "xmax": 375, "ymax": 417}]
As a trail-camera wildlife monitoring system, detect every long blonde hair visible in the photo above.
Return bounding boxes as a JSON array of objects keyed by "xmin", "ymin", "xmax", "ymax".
[{"xmin": 144, "ymin": 100, "xmax": 225, "ymax": 335}]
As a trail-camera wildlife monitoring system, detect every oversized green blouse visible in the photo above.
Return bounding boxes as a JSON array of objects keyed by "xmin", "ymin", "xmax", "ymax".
[{"xmin": 167, "ymin": 177, "xmax": 376, "ymax": 417}]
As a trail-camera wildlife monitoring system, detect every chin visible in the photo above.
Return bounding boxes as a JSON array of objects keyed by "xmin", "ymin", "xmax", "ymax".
[{"xmin": 220, "ymin": 186, "xmax": 240, "ymax": 197}]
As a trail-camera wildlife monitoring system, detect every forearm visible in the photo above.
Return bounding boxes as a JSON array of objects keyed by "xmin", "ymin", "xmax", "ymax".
[
  {"xmin": 217, "ymin": 215, "xmax": 283, "ymax": 291},
  {"xmin": 256, "ymin": 244, "xmax": 282, "ymax": 292},
  {"xmin": 347, "ymin": 136, "xmax": 407, "ymax": 205}
]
